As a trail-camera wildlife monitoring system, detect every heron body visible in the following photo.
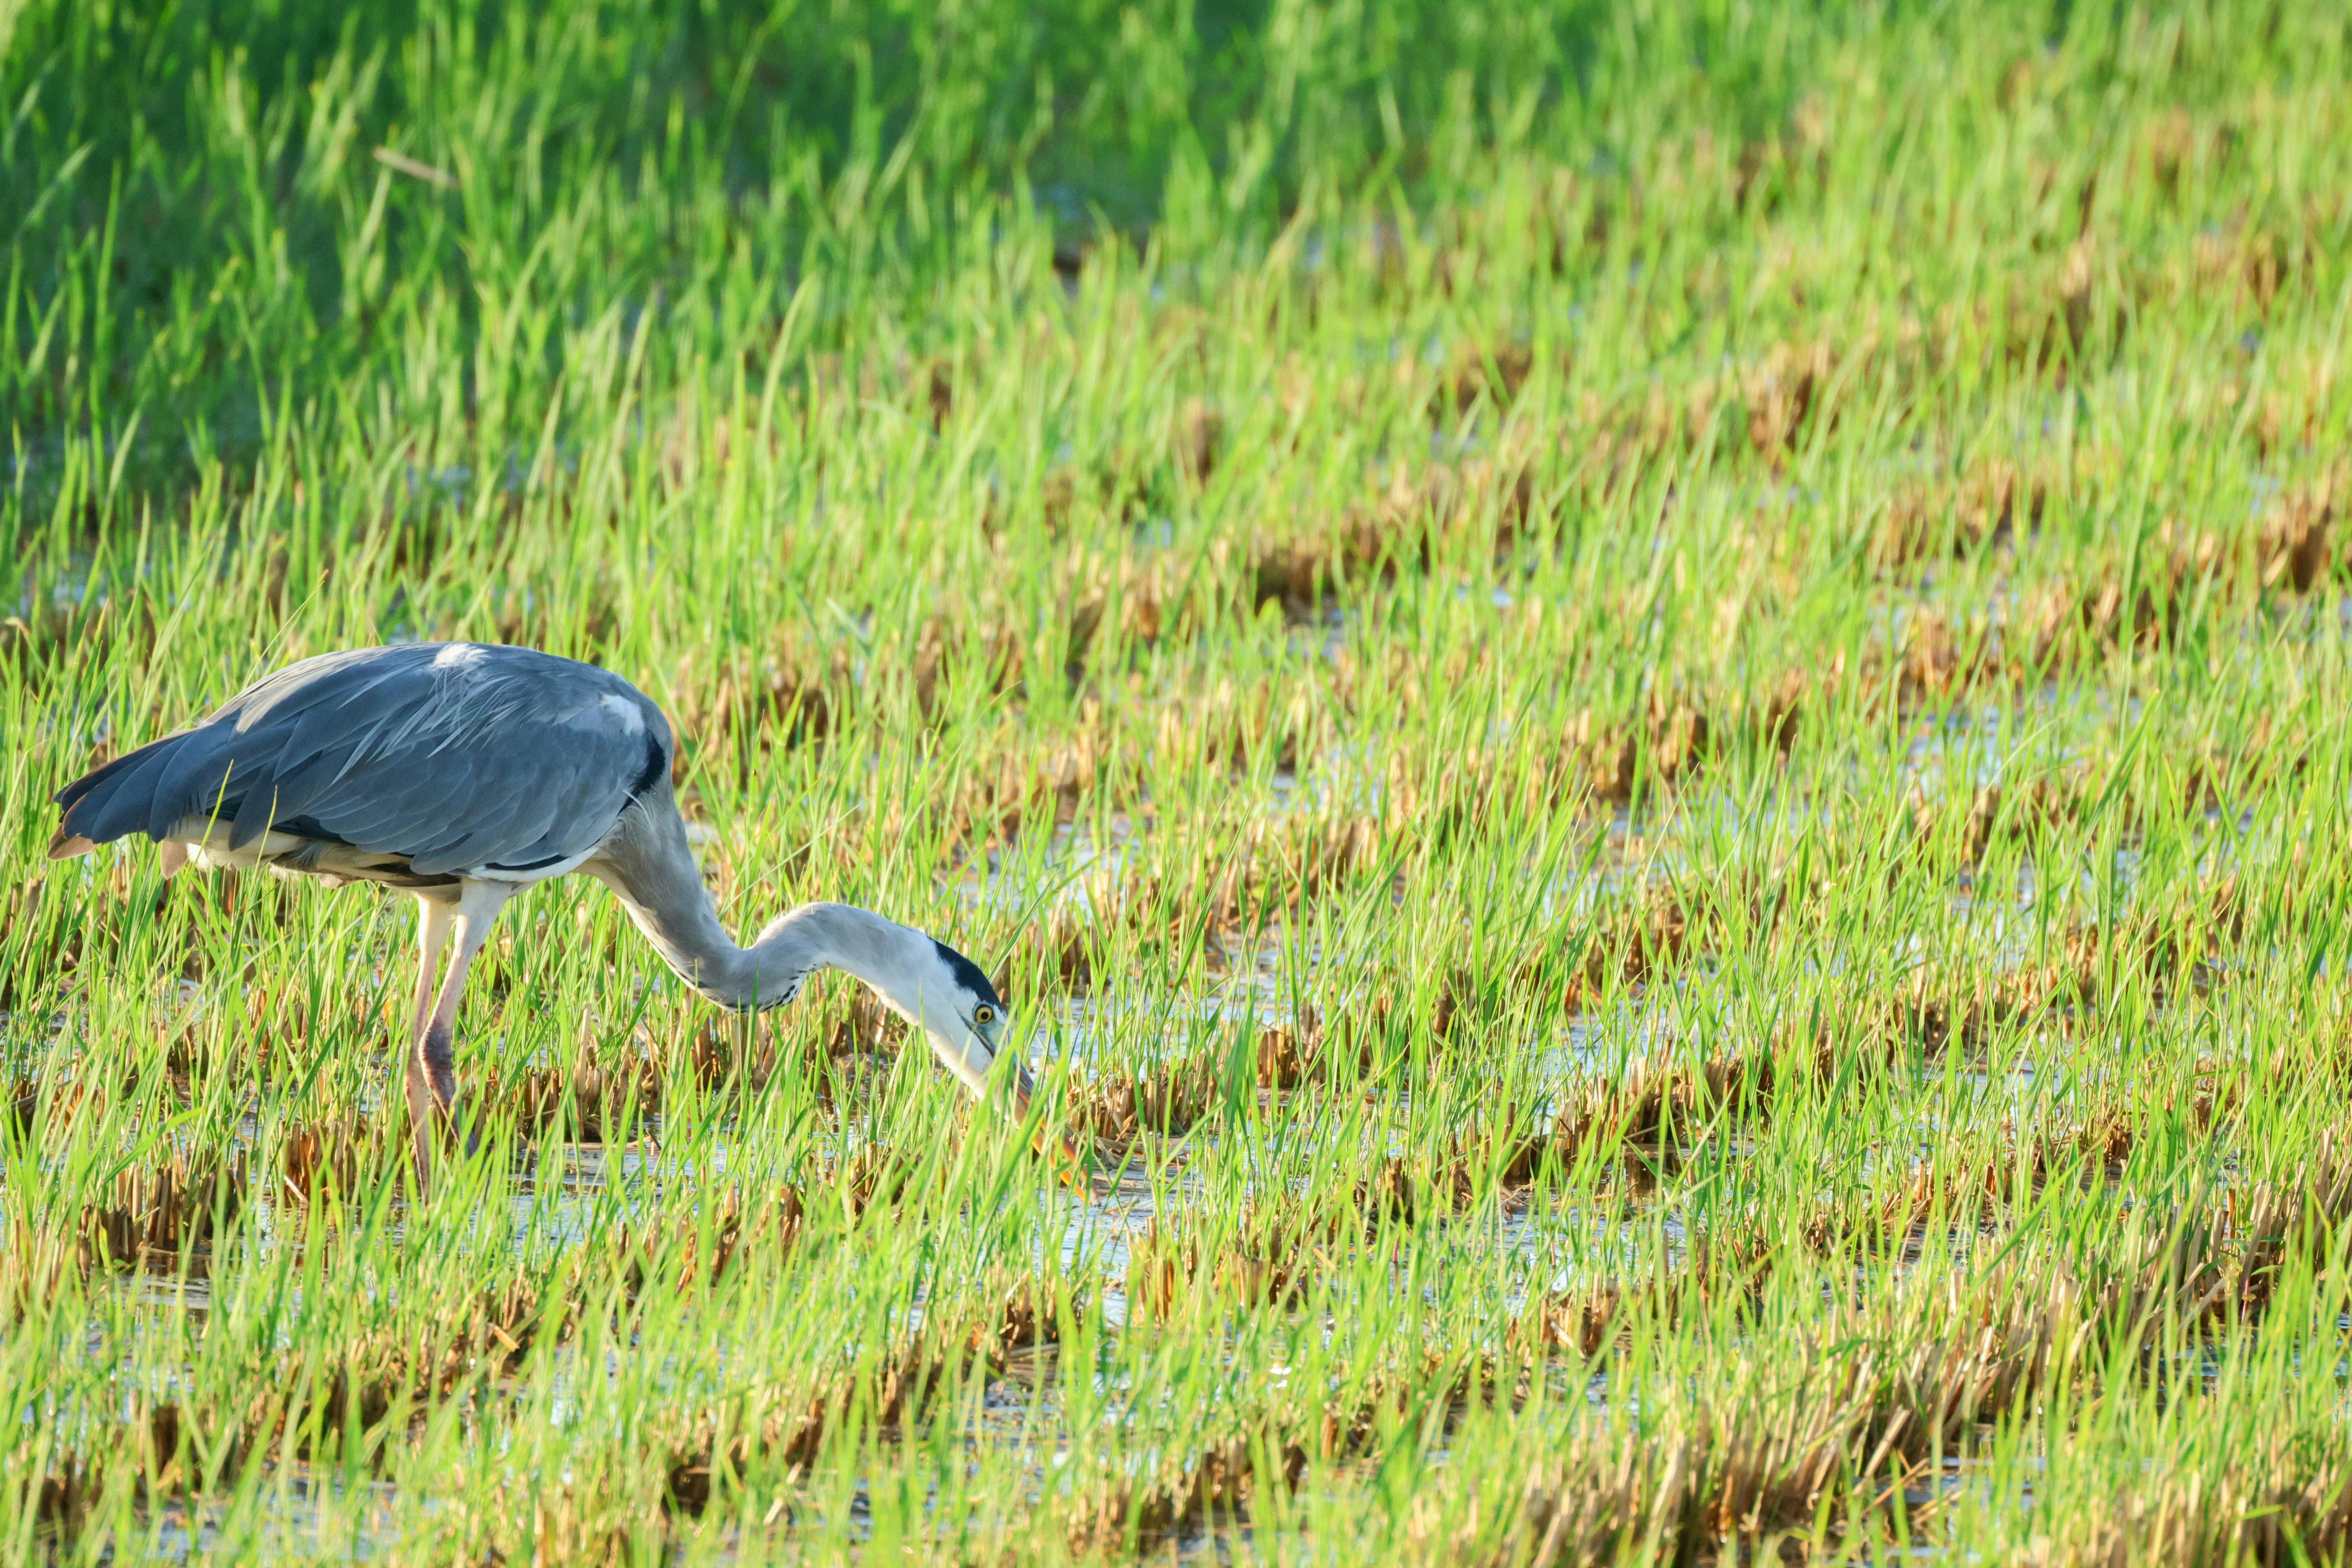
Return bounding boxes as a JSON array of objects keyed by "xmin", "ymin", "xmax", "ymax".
[{"xmin": 49, "ymin": 642, "xmax": 1042, "ymax": 1186}]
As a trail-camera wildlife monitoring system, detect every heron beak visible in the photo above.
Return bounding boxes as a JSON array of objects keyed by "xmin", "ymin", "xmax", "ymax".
[{"xmin": 1004, "ymin": 1056, "xmax": 1090, "ymax": 1192}]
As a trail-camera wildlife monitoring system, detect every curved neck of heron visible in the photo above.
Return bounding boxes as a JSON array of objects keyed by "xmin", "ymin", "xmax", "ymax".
[
  {"xmin": 585, "ymin": 806, "xmax": 925, "ymax": 1015},
  {"xmin": 738, "ymin": 900, "xmax": 923, "ymax": 1012}
]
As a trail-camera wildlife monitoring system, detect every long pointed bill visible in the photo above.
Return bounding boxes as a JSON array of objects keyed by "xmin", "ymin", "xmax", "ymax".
[{"xmin": 1004, "ymin": 1057, "xmax": 1091, "ymax": 1192}]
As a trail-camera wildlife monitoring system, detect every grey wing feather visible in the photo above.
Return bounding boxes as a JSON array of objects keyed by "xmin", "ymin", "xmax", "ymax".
[{"xmin": 53, "ymin": 643, "xmax": 671, "ymax": 875}]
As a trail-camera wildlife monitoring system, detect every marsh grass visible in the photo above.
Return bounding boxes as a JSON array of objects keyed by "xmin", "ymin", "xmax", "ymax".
[{"xmin": 6, "ymin": 0, "xmax": 2352, "ymax": 1562}]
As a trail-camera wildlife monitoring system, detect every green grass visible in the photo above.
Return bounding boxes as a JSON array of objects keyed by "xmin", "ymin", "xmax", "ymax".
[{"xmin": 6, "ymin": 0, "xmax": 2352, "ymax": 1561}]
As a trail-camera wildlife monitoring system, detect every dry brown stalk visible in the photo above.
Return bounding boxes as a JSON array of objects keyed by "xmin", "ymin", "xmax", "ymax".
[
  {"xmin": 1064, "ymin": 1435, "xmax": 1304, "ymax": 1554},
  {"xmin": 1175, "ymin": 397, "xmax": 1222, "ymax": 485},
  {"xmin": 1443, "ymin": 340, "xmax": 1535, "ymax": 415},
  {"xmin": 1741, "ymin": 339, "xmax": 1837, "ymax": 461},
  {"xmin": 2256, "ymin": 466, "xmax": 2343, "ymax": 593},
  {"xmin": 1873, "ymin": 455, "xmax": 2053, "ymax": 572},
  {"xmin": 479, "ymin": 1037, "xmax": 661, "ymax": 1145},
  {"xmin": 1066, "ymin": 1055, "xmax": 1220, "ymax": 1152},
  {"xmin": 77, "ymin": 1152, "xmax": 247, "ymax": 1269}
]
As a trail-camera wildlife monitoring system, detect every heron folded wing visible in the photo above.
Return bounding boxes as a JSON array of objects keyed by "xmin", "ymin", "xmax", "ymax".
[
  {"xmin": 52, "ymin": 730, "xmax": 179, "ymax": 817},
  {"xmin": 485, "ymin": 723, "xmax": 642, "ymax": 868},
  {"xmin": 57, "ymin": 734, "xmax": 188, "ymax": 844},
  {"xmin": 401, "ymin": 737, "xmax": 628, "ymax": 875},
  {"xmin": 278, "ymin": 701, "xmax": 651, "ymax": 874},
  {"xmin": 472, "ymin": 771, "xmax": 567, "ymax": 866},
  {"xmin": 52, "ymin": 642, "xmax": 667, "ymax": 875},
  {"xmin": 216, "ymin": 644, "xmax": 420, "ymax": 730},
  {"xmin": 256, "ymin": 740, "xmax": 372, "ymax": 822},
  {"xmin": 157, "ymin": 749, "xmax": 268, "ymax": 842},
  {"xmin": 123, "ymin": 650, "xmax": 448, "ymax": 856},
  {"xmin": 297, "ymin": 765, "xmax": 483, "ymax": 865}
]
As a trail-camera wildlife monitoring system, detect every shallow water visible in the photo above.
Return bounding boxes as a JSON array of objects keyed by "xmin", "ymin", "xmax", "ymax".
[{"xmin": 20, "ymin": 767, "xmax": 2283, "ymax": 1568}]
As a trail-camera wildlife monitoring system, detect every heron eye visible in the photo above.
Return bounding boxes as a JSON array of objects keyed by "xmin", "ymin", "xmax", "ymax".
[{"xmin": 974, "ymin": 1004, "xmax": 997, "ymax": 1026}]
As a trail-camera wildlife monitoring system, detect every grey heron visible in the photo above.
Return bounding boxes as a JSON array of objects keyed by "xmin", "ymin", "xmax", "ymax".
[{"xmin": 48, "ymin": 642, "xmax": 1068, "ymax": 1190}]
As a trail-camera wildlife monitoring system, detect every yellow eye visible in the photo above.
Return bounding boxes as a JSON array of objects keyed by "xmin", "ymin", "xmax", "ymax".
[{"xmin": 974, "ymin": 1004, "xmax": 997, "ymax": 1026}]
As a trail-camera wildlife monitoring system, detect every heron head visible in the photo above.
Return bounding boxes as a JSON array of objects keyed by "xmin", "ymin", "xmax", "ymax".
[
  {"xmin": 896, "ymin": 934, "xmax": 1085, "ymax": 1183},
  {"xmin": 900, "ymin": 936, "xmax": 1018, "ymax": 1100},
  {"xmin": 776, "ymin": 906, "xmax": 1082, "ymax": 1183}
]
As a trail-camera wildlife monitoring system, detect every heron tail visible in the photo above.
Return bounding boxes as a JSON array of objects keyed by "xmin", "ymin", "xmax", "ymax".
[{"xmin": 48, "ymin": 730, "xmax": 195, "ymax": 856}]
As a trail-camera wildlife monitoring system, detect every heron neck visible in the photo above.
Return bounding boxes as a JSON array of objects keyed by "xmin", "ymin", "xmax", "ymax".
[{"xmin": 585, "ymin": 799, "xmax": 914, "ymax": 1012}]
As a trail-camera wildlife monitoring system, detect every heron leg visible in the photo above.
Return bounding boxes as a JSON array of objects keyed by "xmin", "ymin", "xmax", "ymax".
[
  {"xmin": 408, "ymin": 895, "xmax": 459, "ymax": 1047},
  {"xmin": 403, "ymin": 895, "xmax": 460, "ymax": 1187},
  {"xmin": 407, "ymin": 881, "xmax": 515, "ymax": 1191},
  {"xmin": 400, "ymin": 896, "xmax": 459, "ymax": 1140}
]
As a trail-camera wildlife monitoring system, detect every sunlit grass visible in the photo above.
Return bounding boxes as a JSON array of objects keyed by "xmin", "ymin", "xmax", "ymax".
[{"xmin": 5, "ymin": 0, "xmax": 2352, "ymax": 1562}]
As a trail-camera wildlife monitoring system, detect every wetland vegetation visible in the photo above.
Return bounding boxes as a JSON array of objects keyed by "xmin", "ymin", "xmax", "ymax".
[{"xmin": 4, "ymin": 0, "xmax": 2352, "ymax": 1561}]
